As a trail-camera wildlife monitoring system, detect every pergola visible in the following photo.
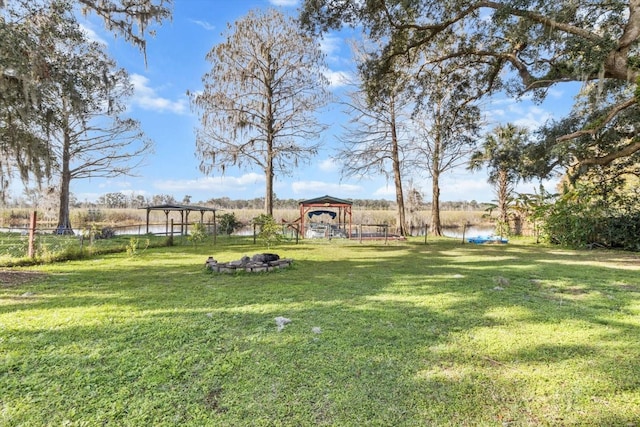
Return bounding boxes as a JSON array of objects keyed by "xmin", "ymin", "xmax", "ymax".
[
  {"xmin": 299, "ymin": 195, "xmax": 353, "ymax": 238},
  {"xmin": 140, "ymin": 204, "xmax": 218, "ymax": 236}
]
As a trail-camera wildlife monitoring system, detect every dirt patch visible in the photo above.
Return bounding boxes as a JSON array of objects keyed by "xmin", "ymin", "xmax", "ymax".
[
  {"xmin": 556, "ymin": 287, "xmax": 589, "ymax": 295},
  {"xmin": 204, "ymin": 387, "xmax": 227, "ymax": 413},
  {"xmin": 619, "ymin": 284, "xmax": 640, "ymax": 292},
  {"xmin": 0, "ymin": 270, "xmax": 45, "ymax": 287}
]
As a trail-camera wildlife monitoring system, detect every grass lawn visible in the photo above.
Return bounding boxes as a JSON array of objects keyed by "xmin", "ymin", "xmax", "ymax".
[{"xmin": 1, "ymin": 237, "xmax": 639, "ymax": 426}]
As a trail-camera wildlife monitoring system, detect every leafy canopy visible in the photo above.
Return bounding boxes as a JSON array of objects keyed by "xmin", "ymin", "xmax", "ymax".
[{"xmin": 300, "ymin": 0, "xmax": 640, "ymax": 169}]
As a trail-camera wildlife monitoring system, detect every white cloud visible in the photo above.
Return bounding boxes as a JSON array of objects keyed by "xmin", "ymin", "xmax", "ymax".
[
  {"xmin": 73, "ymin": 180, "xmax": 141, "ymax": 202},
  {"xmin": 130, "ymin": 74, "xmax": 188, "ymax": 114},
  {"xmin": 484, "ymin": 95, "xmax": 557, "ymax": 130},
  {"xmin": 486, "ymin": 108, "xmax": 506, "ymax": 118},
  {"xmin": 98, "ymin": 180, "xmax": 132, "ymax": 189},
  {"xmin": 318, "ymin": 158, "xmax": 339, "ymax": 172},
  {"xmin": 515, "ymin": 179, "xmax": 560, "ymax": 196},
  {"xmin": 440, "ymin": 177, "xmax": 494, "ymax": 203},
  {"xmin": 74, "ymin": 191, "xmax": 104, "ymax": 203},
  {"xmin": 372, "ymin": 185, "xmax": 396, "ymax": 198},
  {"xmin": 319, "ymin": 34, "xmax": 342, "ymax": 56},
  {"xmin": 154, "ymin": 173, "xmax": 265, "ymax": 193},
  {"xmin": 291, "ymin": 180, "xmax": 362, "ymax": 197},
  {"xmin": 269, "ymin": 0, "xmax": 299, "ymax": 6},
  {"xmin": 324, "ymin": 69, "xmax": 353, "ymax": 88},
  {"xmin": 79, "ymin": 23, "xmax": 107, "ymax": 45},
  {"xmin": 190, "ymin": 19, "xmax": 216, "ymax": 31},
  {"xmin": 512, "ymin": 105, "xmax": 553, "ymax": 130},
  {"xmin": 547, "ymin": 87, "xmax": 565, "ymax": 99}
]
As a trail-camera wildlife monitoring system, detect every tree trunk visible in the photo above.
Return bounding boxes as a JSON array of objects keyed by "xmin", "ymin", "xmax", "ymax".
[
  {"xmin": 57, "ymin": 125, "xmax": 74, "ymax": 235},
  {"xmin": 430, "ymin": 131, "xmax": 443, "ymax": 236},
  {"xmin": 496, "ymin": 169, "xmax": 510, "ymax": 236},
  {"xmin": 393, "ymin": 169, "xmax": 407, "ymax": 236},
  {"xmin": 431, "ymin": 169, "xmax": 442, "ymax": 236},
  {"xmin": 265, "ymin": 121, "xmax": 274, "ymax": 216},
  {"xmin": 264, "ymin": 61, "xmax": 275, "ymax": 217},
  {"xmin": 389, "ymin": 102, "xmax": 408, "ymax": 236},
  {"xmin": 265, "ymin": 161, "xmax": 274, "ymax": 216}
]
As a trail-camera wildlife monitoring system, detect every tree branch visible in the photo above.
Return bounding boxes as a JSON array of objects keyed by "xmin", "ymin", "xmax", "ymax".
[
  {"xmin": 557, "ymin": 98, "xmax": 637, "ymax": 142},
  {"xmin": 579, "ymin": 139, "xmax": 640, "ymax": 167}
]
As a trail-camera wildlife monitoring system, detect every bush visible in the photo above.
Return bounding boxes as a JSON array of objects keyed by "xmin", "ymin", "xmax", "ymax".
[
  {"xmin": 253, "ymin": 214, "xmax": 282, "ymax": 248},
  {"xmin": 187, "ymin": 222, "xmax": 208, "ymax": 247},
  {"xmin": 540, "ymin": 184, "xmax": 640, "ymax": 250},
  {"xmin": 218, "ymin": 212, "xmax": 242, "ymax": 235},
  {"xmin": 126, "ymin": 237, "xmax": 149, "ymax": 257}
]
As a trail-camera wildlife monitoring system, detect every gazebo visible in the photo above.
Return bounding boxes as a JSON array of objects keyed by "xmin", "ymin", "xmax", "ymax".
[
  {"xmin": 140, "ymin": 204, "xmax": 218, "ymax": 236},
  {"xmin": 299, "ymin": 195, "xmax": 353, "ymax": 238}
]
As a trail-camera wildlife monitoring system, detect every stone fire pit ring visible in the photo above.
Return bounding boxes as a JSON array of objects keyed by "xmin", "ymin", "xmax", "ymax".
[{"xmin": 205, "ymin": 253, "xmax": 293, "ymax": 273}]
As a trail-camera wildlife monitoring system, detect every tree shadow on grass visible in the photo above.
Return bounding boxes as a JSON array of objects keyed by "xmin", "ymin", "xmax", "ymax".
[
  {"xmin": 4, "ymin": 276, "xmax": 640, "ymax": 425},
  {"xmin": 2, "ymin": 240, "xmax": 640, "ymax": 424}
]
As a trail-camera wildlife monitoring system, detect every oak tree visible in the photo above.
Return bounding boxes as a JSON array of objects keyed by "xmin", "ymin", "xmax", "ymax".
[
  {"xmin": 1, "ymin": 0, "xmax": 169, "ymax": 195},
  {"xmin": 300, "ymin": 0, "xmax": 640, "ymax": 169}
]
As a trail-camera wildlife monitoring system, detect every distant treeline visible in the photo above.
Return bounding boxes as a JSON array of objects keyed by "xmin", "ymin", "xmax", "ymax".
[
  {"xmin": 205, "ymin": 197, "xmax": 490, "ymax": 211},
  {"xmin": 4, "ymin": 191, "xmax": 492, "ymax": 212}
]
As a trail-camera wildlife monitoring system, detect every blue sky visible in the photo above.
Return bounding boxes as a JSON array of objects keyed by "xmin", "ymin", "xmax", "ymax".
[{"xmin": 65, "ymin": 0, "xmax": 575, "ymax": 205}]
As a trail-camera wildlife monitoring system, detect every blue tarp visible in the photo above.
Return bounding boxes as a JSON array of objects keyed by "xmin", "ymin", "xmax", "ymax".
[
  {"xmin": 307, "ymin": 210, "xmax": 337, "ymax": 219},
  {"xmin": 467, "ymin": 235, "xmax": 508, "ymax": 244}
]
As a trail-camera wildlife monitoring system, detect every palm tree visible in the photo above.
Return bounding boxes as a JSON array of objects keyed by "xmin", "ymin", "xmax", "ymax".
[{"xmin": 469, "ymin": 124, "xmax": 529, "ymax": 235}]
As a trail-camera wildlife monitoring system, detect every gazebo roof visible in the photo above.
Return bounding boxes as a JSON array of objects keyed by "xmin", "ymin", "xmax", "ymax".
[
  {"xmin": 299, "ymin": 195, "xmax": 353, "ymax": 206},
  {"xmin": 140, "ymin": 204, "xmax": 218, "ymax": 213}
]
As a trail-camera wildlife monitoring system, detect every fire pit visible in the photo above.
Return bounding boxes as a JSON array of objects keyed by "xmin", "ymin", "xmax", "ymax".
[{"xmin": 205, "ymin": 253, "xmax": 293, "ymax": 273}]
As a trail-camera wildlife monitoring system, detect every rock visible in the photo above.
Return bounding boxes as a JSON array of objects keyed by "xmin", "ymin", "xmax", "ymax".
[
  {"xmin": 495, "ymin": 276, "xmax": 510, "ymax": 286},
  {"xmin": 252, "ymin": 253, "xmax": 280, "ymax": 263},
  {"xmin": 228, "ymin": 256, "xmax": 250, "ymax": 267},
  {"xmin": 207, "ymin": 255, "xmax": 292, "ymax": 274},
  {"xmin": 275, "ymin": 316, "xmax": 291, "ymax": 332},
  {"xmin": 205, "ymin": 257, "xmax": 217, "ymax": 269}
]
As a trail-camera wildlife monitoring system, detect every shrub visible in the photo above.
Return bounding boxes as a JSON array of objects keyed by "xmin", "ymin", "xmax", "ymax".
[
  {"xmin": 253, "ymin": 214, "xmax": 282, "ymax": 248},
  {"xmin": 126, "ymin": 237, "xmax": 149, "ymax": 257},
  {"xmin": 540, "ymin": 183, "xmax": 640, "ymax": 250},
  {"xmin": 218, "ymin": 212, "xmax": 242, "ymax": 235},
  {"xmin": 99, "ymin": 227, "xmax": 116, "ymax": 239},
  {"xmin": 188, "ymin": 222, "xmax": 208, "ymax": 247}
]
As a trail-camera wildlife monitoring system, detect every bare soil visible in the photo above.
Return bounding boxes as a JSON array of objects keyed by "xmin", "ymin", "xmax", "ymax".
[{"xmin": 0, "ymin": 270, "xmax": 44, "ymax": 287}]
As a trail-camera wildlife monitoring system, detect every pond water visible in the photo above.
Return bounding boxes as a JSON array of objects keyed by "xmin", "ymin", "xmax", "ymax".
[
  {"xmin": 2, "ymin": 223, "xmax": 497, "ymax": 239},
  {"xmin": 232, "ymin": 224, "xmax": 497, "ymax": 239},
  {"xmin": 442, "ymin": 225, "xmax": 496, "ymax": 239}
]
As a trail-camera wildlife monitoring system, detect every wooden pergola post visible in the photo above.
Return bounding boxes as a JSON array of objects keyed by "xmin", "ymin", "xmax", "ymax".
[{"xmin": 140, "ymin": 204, "xmax": 218, "ymax": 237}]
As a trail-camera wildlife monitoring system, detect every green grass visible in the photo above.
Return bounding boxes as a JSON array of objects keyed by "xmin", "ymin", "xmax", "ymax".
[
  {"xmin": 1, "ymin": 237, "xmax": 640, "ymax": 426},
  {"xmin": 0, "ymin": 232, "xmax": 171, "ymax": 266}
]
